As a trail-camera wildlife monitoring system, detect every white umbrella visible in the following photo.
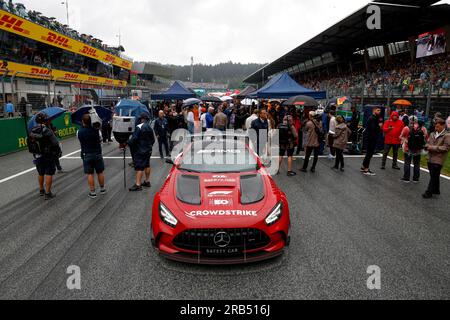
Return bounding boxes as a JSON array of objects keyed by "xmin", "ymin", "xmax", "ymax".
[
  {"xmin": 220, "ymin": 96, "xmax": 233, "ymax": 102},
  {"xmin": 182, "ymin": 98, "xmax": 202, "ymax": 107},
  {"xmin": 241, "ymin": 98, "xmax": 258, "ymax": 106}
]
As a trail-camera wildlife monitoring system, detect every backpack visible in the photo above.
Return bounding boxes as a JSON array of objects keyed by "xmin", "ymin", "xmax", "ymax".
[
  {"xmin": 312, "ymin": 121, "xmax": 325, "ymax": 143},
  {"xmin": 27, "ymin": 133, "xmax": 43, "ymax": 155},
  {"xmin": 278, "ymin": 123, "xmax": 290, "ymax": 145},
  {"xmin": 408, "ymin": 127, "xmax": 425, "ymax": 151},
  {"xmin": 28, "ymin": 126, "xmax": 59, "ymax": 157}
]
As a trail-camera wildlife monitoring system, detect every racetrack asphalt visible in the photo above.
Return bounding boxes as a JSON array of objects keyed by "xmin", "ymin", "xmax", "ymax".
[{"xmin": 0, "ymin": 137, "xmax": 448, "ymax": 300}]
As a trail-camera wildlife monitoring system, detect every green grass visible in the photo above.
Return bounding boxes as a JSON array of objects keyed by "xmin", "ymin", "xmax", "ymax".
[{"xmin": 391, "ymin": 150, "xmax": 450, "ymax": 177}]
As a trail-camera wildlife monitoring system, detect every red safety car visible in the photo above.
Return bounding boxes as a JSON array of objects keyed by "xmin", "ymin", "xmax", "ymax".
[{"xmin": 151, "ymin": 135, "xmax": 290, "ymax": 265}]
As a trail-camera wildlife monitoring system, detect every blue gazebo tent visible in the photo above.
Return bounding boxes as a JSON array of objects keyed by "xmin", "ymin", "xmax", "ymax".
[
  {"xmin": 249, "ymin": 73, "xmax": 326, "ymax": 100},
  {"xmin": 151, "ymin": 81, "xmax": 196, "ymax": 100}
]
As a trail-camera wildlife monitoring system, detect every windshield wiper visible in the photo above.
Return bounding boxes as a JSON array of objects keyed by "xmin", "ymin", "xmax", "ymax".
[{"xmin": 178, "ymin": 168, "xmax": 202, "ymax": 173}]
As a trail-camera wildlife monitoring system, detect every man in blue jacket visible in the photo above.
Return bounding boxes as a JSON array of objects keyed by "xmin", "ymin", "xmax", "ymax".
[
  {"xmin": 5, "ymin": 101, "xmax": 14, "ymax": 118},
  {"xmin": 361, "ymin": 107, "xmax": 382, "ymax": 176},
  {"xmin": 127, "ymin": 114, "xmax": 155, "ymax": 192},
  {"xmin": 77, "ymin": 114, "xmax": 106, "ymax": 199},
  {"xmin": 206, "ymin": 107, "xmax": 215, "ymax": 130},
  {"xmin": 154, "ymin": 110, "xmax": 170, "ymax": 159},
  {"xmin": 251, "ymin": 109, "xmax": 269, "ymax": 156}
]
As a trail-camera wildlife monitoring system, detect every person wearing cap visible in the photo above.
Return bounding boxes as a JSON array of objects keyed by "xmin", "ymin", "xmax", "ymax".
[
  {"xmin": 423, "ymin": 118, "xmax": 450, "ymax": 199},
  {"xmin": 127, "ymin": 114, "xmax": 155, "ymax": 192},
  {"xmin": 77, "ymin": 114, "xmax": 106, "ymax": 199},
  {"xmin": 300, "ymin": 111, "xmax": 322, "ymax": 173},
  {"xmin": 400, "ymin": 116, "xmax": 428, "ymax": 183}
]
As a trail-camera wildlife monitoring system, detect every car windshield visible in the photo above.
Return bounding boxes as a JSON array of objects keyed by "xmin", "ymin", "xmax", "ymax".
[{"xmin": 178, "ymin": 140, "xmax": 258, "ymax": 173}]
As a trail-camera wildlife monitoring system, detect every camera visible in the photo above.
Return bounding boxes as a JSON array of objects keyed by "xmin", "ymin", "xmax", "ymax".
[
  {"xmin": 88, "ymin": 108, "xmax": 103, "ymax": 130},
  {"xmin": 113, "ymin": 116, "xmax": 135, "ymax": 144}
]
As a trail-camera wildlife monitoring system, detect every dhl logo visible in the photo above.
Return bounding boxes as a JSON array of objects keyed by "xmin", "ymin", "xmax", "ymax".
[
  {"xmin": 105, "ymin": 79, "xmax": 114, "ymax": 84},
  {"xmin": 88, "ymin": 77, "xmax": 99, "ymax": 82},
  {"xmin": 121, "ymin": 61, "xmax": 131, "ymax": 68},
  {"xmin": 64, "ymin": 73, "xmax": 79, "ymax": 80},
  {"xmin": 45, "ymin": 32, "xmax": 70, "ymax": 48},
  {"xmin": 105, "ymin": 55, "xmax": 117, "ymax": 64},
  {"xmin": 0, "ymin": 13, "xmax": 29, "ymax": 35},
  {"xmin": 31, "ymin": 68, "xmax": 52, "ymax": 75},
  {"xmin": 80, "ymin": 46, "xmax": 98, "ymax": 58}
]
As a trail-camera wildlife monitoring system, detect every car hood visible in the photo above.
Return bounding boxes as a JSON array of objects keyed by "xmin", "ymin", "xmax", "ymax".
[{"xmin": 160, "ymin": 170, "xmax": 280, "ymax": 228}]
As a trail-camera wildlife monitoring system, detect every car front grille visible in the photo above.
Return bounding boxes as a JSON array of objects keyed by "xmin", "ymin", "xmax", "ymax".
[{"xmin": 173, "ymin": 228, "xmax": 271, "ymax": 252}]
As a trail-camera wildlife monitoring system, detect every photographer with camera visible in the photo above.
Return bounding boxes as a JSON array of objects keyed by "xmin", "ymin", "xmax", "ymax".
[
  {"xmin": 77, "ymin": 114, "xmax": 106, "ymax": 199},
  {"xmin": 127, "ymin": 114, "xmax": 155, "ymax": 192},
  {"xmin": 29, "ymin": 113, "xmax": 62, "ymax": 200}
]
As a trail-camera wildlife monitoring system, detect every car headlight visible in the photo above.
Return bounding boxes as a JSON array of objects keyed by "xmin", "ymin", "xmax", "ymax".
[
  {"xmin": 265, "ymin": 202, "xmax": 283, "ymax": 226},
  {"xmin": 159, "ymin": 203, "xmax": 178, "ymax": 228}
]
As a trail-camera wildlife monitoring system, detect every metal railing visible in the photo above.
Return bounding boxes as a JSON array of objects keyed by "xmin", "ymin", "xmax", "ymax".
[
  {"xmin": 1, "ymin": 68, "xmax": 10, "ymax": 106},
  {"xmin": 323, "ymin": 78, "xmax": 450, "ymax": 116},
  {"xmin": 11, "ymin": 71, "xmax": 53, "ymax": 108},
  {"xmin": 0, "ymin": 73, "xmax": 130, "ymax": 116}
]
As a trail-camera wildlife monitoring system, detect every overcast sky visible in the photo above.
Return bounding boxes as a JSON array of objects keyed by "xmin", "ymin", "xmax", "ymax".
[{"xmin": 16, "ymin": 0, "xmax": 450, "ymax": 65}]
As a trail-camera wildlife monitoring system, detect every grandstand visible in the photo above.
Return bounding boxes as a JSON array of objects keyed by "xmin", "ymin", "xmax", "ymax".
[
  {"xmin": 243, "ymin": 0, "xmax": 450, "ymax": 117},
  {"xmin": 128, "ymin": 62, "xmax": 175, "ymax": 101},
  {"xmin": 0, "ymin": 1, "xmax": 133, "ymax": 114}
]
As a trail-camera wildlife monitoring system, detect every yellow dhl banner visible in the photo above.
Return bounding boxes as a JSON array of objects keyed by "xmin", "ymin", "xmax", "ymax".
[
  {"xmin": 0, "ymin": 60, "xmax": 128, "ymax": 87},
  {"xmin": 0, "ymin": 9, "xmax": 133, "ymax": 70}
]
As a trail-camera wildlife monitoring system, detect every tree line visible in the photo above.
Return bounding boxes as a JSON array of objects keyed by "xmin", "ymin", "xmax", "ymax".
[{"xmin": 169, "ymin": 61, "xmax": 266, "ymax": 89}]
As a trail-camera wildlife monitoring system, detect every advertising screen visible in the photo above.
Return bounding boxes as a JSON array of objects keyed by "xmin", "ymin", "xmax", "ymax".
[{"xmin": 416, "ymin": 28, "xmax": 447, "ymax": 58}]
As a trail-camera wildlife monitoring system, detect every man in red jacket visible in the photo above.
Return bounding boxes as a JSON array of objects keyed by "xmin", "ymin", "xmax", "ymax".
[{"xmin": 381, "ymin": 111, "xmax": 405, "ymax": 170}]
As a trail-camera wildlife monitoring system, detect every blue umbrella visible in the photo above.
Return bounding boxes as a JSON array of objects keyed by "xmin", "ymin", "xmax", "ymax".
[
  {"xmin": 71, "ymin": 105, "xmax": 113, "ymax": 126},
  {"xmin": 28, "ymin": 107, "xmax": 66, "ymax": 132},
  {"xmin": 115, "ymin": 99, "xmax": 150, "ymax": 119}
]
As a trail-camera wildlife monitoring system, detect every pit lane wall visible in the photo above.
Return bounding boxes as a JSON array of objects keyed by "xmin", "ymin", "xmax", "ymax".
[{"xmin": 0, "ymin": 112, "xmax": 78, "ymax": 156}]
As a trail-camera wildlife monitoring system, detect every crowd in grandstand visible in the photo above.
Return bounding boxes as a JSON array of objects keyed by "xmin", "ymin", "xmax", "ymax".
[
  {"xmin": 0, "ymin": 0, "xmax": 124, "ymax": 56},
  {"xmin": 302, "ymin": 53, "xmax": 450, "ymax": 97}
]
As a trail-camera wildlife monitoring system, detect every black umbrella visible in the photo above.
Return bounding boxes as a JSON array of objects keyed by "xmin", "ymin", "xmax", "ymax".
[
  {"xmin": 284, "ymin": 95, "xmax": 319, "ymax": 108},
  {"xmin": 71, "ymin": 105, "xmax": 113, "ymax": 126},
  {"xmin": 200, "ymin": 96, "xmax": 221, "ymax": 103}
]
